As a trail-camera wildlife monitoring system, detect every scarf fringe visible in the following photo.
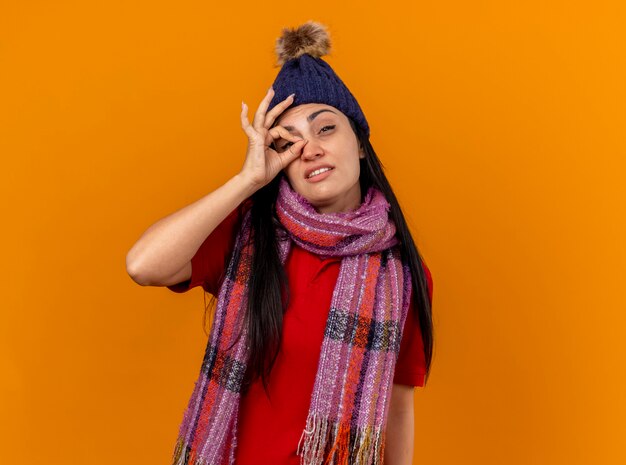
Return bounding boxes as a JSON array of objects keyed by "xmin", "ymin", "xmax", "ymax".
[
  {"xmin": 171, "ymin": 437, "xmax": 210, "ymax": 465},
  {"xmin": 297, "ymin": 414, "xmax": 386, "ymax": 465}
]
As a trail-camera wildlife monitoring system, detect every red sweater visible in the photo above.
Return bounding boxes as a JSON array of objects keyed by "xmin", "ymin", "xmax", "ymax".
[{"xmin": 168, "ymin": 200, "xmax": 433, "ymax": 465}]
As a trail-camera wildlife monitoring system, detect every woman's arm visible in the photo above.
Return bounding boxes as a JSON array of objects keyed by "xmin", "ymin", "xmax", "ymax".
[
  {"xmin": 126, "ymin": 174, "xmax": 257, "ymax": 286},
  {"xmin": 126, "ymin": 89, "xmax": 306, "ymax": 287},
  {"xmin": 384, "ymin": 383, "xmax": 415, "ymax": 465}
]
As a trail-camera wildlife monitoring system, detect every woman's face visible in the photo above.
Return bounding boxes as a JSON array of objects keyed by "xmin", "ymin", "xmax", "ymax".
[{"xmin": 273, "ymin": 103, "xmax": 365, "ymax": 214}]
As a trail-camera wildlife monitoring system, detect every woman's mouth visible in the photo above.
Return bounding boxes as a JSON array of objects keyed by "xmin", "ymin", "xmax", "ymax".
[{"xmin": 306, "ymin": 167, "xmax": 334, "ymax": 183}]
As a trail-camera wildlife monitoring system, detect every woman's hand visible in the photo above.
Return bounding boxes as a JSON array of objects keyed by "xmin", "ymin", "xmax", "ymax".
[{"xmin": 239, "ymin": 86, "xmax": 308, "ymax": 190}]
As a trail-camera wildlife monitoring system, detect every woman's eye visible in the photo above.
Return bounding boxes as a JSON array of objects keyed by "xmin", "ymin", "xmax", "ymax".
[{"xmin": 279, "ymin": 126, "xmax": 334, "ymax": 151}]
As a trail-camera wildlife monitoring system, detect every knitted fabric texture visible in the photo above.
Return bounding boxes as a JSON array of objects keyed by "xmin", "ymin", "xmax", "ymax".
[
  {"xmin": 171, "ymin": 176, "xmax": 412, "ymax": 465},
  {"xmin": 267, "ymin": 55, "xmax": 370, "ymax": 138}
]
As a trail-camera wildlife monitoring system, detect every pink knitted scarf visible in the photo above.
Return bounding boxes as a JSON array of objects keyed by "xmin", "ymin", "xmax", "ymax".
[{"xmin": 172, "ymin": 176, "xmax": 413, "ymax": 465}]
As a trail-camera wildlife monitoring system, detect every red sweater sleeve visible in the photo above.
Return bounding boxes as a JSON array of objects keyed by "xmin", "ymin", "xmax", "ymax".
[
  {"xmin": 166, "ymin": 200, "xmax": 250, "ymax": 296},
  {"xmin": 393, "ymin": 259, "xmax": 433, "ymax": 387}
]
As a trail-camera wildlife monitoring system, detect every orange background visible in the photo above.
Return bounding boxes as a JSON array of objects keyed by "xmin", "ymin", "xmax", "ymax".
[{"xmin": 1, "ymin": 1, "xmax": 625, "ymax": 464}]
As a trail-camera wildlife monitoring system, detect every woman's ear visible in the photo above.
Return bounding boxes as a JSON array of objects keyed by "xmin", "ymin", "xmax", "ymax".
[{"xmin": 359, "ymin": 144, "xmax": 365, "ymax": 159}]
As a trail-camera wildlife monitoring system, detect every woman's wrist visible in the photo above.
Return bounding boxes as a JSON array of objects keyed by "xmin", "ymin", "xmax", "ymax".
[{"xmin": 233, "ymin": 172, "xmax": 262, "ymax": 199}]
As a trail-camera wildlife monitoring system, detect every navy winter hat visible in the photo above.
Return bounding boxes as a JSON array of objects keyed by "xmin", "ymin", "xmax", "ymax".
[{"xmin": 267, "ymin": 21, "xmax": 370, "ymax": 139}]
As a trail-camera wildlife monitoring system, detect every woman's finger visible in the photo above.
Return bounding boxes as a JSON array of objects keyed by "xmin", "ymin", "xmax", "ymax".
[
  {"xmin": 241, "ymin": 102, "xmax": 259, "ymax": 142},
  {"xmin": 240, "ymin": 101, "xmax": 254, "ymax": 136},
  {"xmin": 264, "ymin": 93, "xmax": 295, "ymax": 129},
  {"xmin": 252, "ymin": 87, "xmax": 275, "ymax": 130},
  {"xmin": 266, "ymin": 125, "xmax": 303, "ymax": 149},
  {"xmin": 278, "ymin": 139, "xmax": 308, "ymax": 168}
]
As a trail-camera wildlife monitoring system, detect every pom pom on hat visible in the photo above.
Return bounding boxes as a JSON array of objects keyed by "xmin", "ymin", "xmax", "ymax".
[{"xmin": 275, "ymin": 21, "xmax": 331, "ymax": 66}]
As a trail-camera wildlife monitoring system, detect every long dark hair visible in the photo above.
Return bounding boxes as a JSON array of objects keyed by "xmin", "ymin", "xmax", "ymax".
[{"xmin": 211, "ymin": 116, "xmax": 434, "ymax": 394}]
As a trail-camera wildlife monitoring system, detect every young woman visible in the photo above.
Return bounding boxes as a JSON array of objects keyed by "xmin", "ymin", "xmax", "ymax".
[{"xmin": 126, "ymin": 21, "xmax": 433, "ymax": 465}]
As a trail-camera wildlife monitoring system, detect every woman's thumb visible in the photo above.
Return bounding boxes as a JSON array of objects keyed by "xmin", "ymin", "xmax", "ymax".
[{"xmin": 287, "ymin": 139, "xmax": 308, "ymax": 159}]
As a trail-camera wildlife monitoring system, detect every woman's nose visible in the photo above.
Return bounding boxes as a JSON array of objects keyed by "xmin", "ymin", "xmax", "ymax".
[{"xmin": 301, "ymin": 139, "xmax": 323, "ymax": 160}]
